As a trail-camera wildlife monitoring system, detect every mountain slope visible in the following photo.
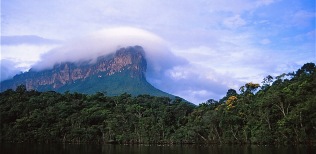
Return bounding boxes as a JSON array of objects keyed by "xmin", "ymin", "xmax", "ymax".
[{"xmin": 0, "ymin": 46, "xmax": 173, "ymax": 97}]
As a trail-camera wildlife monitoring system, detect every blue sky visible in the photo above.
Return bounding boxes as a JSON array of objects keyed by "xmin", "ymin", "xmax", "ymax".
[{"xmin": 1, "ymin": 0, "xmax": 315, "ymax": 104}]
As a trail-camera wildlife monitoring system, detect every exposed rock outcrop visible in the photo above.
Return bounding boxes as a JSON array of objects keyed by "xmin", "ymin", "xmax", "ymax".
[{"xmin": 1, "ymin": 46, "xmax": 149, "ymax": 92}]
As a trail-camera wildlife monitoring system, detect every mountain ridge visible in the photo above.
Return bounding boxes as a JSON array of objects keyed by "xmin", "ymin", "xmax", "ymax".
[{"xmin": 0, "ymin": 46, "xmax": 173, "ymax": 98}]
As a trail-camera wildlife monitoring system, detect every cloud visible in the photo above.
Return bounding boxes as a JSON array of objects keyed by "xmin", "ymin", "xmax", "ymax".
[
  {"xmin": 0, "ymin": 59, "xmax": 23, "ymax": 81},
  {"xmin": 1, "ymin": 35, "xmax": 61, "ymax": 45},
  {"xmin": 1, "ymin": 44, "xmax": 59, "ymax": 69},
  {"xmin": 256, "ymin": 0, "xmax": 276, "ymax": 6},
  {"xmin": 32, "ymin": 27, "xmax": 187, "ymax": 73},
  {"xmin": 0, "ymin": 36, "xmax": 61, "ymax": 81},
  {"xmin": 223, "ymin": 15, "xmax": 247, "ymax": 29},
  {"xmin": 291, "ymin": 10, "xmax": 315, "ymax": 27},
  {"xmin": 148, "ymin": 64, "xmax": 238, "ymax": 103},
  {"xmin": 206, "ymin": 0, "xmax": 277, "ymax": 13},
  {"xmin": 172, "ymin": 43, "xmax": 282, "ymax": 79},
  {"xmin": 260, "ymin": 38, "xmax": 271, "ymax": 45}
]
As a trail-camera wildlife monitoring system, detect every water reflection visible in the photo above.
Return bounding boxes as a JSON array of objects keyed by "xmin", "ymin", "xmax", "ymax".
[{"xmin": 1, "ymin": 143, "xmax": 315, "ymax": 154}]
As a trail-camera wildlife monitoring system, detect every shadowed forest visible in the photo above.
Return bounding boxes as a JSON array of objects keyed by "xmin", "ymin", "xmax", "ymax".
[{"xmin": 1, "ymin": 63, "xmax": 315, "ymax": 145}]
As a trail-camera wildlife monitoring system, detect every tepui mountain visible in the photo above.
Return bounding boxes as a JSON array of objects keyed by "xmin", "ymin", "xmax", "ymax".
[{"xmin": 0, "ymin": 46, "xmax": 174, "ymax": 98}]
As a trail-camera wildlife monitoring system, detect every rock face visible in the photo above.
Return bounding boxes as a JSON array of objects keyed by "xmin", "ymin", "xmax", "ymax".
[{"xmin": 0, "ymin": 46, "xmax": 171, "ymax": 97}]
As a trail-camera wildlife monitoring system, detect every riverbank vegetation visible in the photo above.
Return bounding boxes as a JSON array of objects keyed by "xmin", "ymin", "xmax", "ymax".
[{"xmin": 1, "ymin": 63, "xmax": 315, "ymax": 145}]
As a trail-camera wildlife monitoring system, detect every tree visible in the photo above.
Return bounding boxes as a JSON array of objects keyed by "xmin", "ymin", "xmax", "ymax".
[{"xmin": 16, "ymin": 84, "xmax": 27, "ymax": 94}]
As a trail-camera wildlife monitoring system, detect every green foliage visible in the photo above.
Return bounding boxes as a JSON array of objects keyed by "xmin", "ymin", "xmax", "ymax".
[
  {"xmin": 0, "ymin": 89, "xmax": 192, "ymax": 144},
  {"xmin": 191, "ymin": 63, "xmax": 316, "ymax": 144},
  {"xmin": 0, "ymin": 63, "xmax": 315, "ymax": 145}
]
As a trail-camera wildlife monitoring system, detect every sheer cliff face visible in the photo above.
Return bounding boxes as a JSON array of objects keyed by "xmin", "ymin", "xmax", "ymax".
[{"xmin": 1, "ymin": 46, "xmax": 147, "ymax": 91}]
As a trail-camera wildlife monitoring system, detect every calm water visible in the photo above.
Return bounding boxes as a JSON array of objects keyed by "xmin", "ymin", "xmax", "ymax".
[{"xmin": 1, "ymin": 143, "xmax": 315, "ymax": 154}]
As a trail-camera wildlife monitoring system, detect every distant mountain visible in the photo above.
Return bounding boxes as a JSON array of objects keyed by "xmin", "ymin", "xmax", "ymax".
[{"xmin": 0, "ymin": 46, "xmax": 173, "ymax": 97}]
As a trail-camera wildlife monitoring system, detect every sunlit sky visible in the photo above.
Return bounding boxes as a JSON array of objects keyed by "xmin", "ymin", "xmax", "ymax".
[{"xmin": 1, "ymin": 0, "xmax": 315, "ymax": 104}]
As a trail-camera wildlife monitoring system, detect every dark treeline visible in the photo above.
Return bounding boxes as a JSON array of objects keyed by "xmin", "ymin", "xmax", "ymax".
[{"xmin": 1, "ymin": 63, "xmax": 315, "ymax": 145}]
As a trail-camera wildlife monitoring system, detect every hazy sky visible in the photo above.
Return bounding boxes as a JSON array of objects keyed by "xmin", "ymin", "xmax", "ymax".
[{"xmin": 1, "ymin": 0, "xmax": 315, "ymax": 104}]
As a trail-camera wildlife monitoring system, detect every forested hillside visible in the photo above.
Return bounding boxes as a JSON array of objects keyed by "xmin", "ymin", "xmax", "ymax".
[{"xmin": 1, "ymin": 63, "xmax": 315, "ymax": 144}]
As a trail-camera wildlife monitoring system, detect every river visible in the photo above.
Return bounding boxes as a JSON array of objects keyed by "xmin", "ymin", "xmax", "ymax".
[{"xmin": 1, "ymin": 143, "xmax": 315, "ymax": 154}]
